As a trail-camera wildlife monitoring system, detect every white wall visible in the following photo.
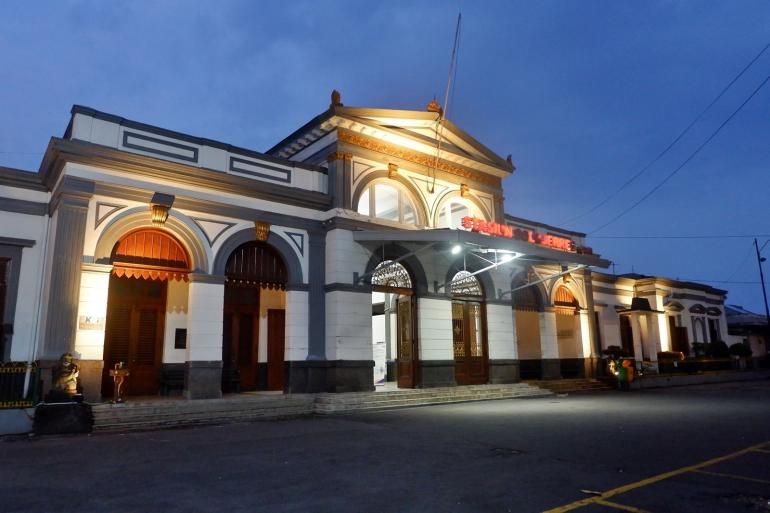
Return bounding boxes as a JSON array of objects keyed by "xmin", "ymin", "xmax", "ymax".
[
  {"xmin": 486, "ymin": 304, "xmax": 517, "ymax": 359},
  {"xmin": 2, "ymin": 211, "xmax": 48, "ymax": 361},
  {"xmin": 325, "ymin": 290, "xmax": 372, "ymax": 360},
  {"xmin": 163, "ymin": 279, "xmax": 189, "ymax": 364},
  {"xmin": 73, "ymin": 267, "xmax": 110, "ymax": 361},
  {"xmin": 186, "ymin": 281, "xmax": 223, "ymax": 361},
  {"xmin": 417, "ymin": 298, "xmax": 453, "ymax": 361}
]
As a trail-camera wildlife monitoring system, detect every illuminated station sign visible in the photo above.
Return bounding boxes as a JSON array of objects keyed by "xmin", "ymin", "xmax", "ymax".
[{"xmin": 461, "ymin": 216, "xmax": 576, "ymax": 252}]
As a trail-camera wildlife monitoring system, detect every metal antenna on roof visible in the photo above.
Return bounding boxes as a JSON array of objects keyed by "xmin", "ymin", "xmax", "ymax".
[{"xmin": 429, "ymin": 12, "xmax": 462, "ymax": 195}]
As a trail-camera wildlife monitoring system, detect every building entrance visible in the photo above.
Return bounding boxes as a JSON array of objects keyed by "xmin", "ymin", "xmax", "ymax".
[
  {"xmin": 450, "ymin": 271, "xmax": 488, "ymax": 385},
  {"xmin": 101, "ymin": 229, "xmax": 190, "ymax": 397},
  {"xmin": 370, "ymin": 260, "xmax": 418, "ymax": 389},
  {"xmin": 223, "ymin": 241, "xmax": 287, "ymax": 392}
]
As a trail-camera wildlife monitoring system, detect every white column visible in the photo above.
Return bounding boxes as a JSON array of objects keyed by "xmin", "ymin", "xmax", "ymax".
[
  {"xmin": 417, "ymin": 298, "xmax": 453, "ymax": 361},
  {"xmin": 630, "ymin": 313, "xmax": 644, "ymax": 361},
  {"xmin": 325, "ymin": 290, "xmax": 372, "ymax": 361},
  {"xmin": 578, "ymin": 310, "xmax": 592, "ymax": 359},
  {"xmin": 186, "ymin": 280, "xmax": 224, "ymax": 362},
  {"xmin": 487, "ymin": 304, "xmax": 517, "ymax": 360},
  {"xmin": 285, "ymin": 289, "xmax": 309, "ymax": 361},
  {"xmin": 73, "ymin": 264, "xmax": 111, "ymax": 361},
  {"xmin": 539, "ymin": 307, "xmax": 559, "ymax": 359}
]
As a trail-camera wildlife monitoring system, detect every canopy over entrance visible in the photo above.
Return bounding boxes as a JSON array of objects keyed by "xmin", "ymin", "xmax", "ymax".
[
  {"xmin": 111, "ymin": 229, "xmax": 190, "ymax": 281},
  {"xmin": 353, "ymin": 228, "xmax": 610, "ymax": 268}
]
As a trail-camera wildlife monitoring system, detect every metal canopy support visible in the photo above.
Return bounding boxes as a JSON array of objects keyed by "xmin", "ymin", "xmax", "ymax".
[
  {"xmin": 353, "ymin": 241, "xmax": 440, "ymax": 285},
  {"xmin": 500, "ymin": 264, "xmax": 589, "ymax": 299},
  {"xmin": 435, "ymin": 249, "xmax": 522, "ymax": 293}
]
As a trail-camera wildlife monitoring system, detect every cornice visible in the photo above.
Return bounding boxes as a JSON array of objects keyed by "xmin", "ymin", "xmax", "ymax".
[{"xmin": 337, "ymin": 128, "xmax": 501, "ymax": 187}]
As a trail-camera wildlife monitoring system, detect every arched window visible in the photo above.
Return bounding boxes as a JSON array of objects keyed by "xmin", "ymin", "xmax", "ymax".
[
  {"xmin": 450, "ymin": 270, "xmax": 483, "ymax": 296},
  {"xmin": 110, "ymin": 229, "xmax": 190, "ymax": 281},
  {"xmin": 371, "ymin": 260, "xmax": 413, "ymax": 290},
  {"xmin": 554, "ymin": 286, "xmax": 578, "ymax": 315},
  {"xmin": 225, "ymin": 241, "xmax": 287, "ymax": 289},
  {"xmin": 357, "ymin": 182, "xmax": 418, "ymax": 226},
  {"xmin": 513, "ymin": 285, "xmax": 542, "ymax": 312},
  {"xmin": 436, "ymin": 196, "xmax": 486, "ymax": 229}
]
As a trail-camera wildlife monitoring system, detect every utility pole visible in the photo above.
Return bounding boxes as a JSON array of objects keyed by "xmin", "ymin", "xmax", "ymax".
[{"xmin": 754, "ymin": 238, "xmax": 770, "ymax": 340}]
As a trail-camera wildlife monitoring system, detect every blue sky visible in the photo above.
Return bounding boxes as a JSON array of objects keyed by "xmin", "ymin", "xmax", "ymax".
[{"xmin": 2, "ymin": 1, "xmax": 769, "ymax": 311}]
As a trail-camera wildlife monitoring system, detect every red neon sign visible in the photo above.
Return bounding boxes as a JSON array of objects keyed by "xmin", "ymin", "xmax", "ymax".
[{"xmin": 461, "ymin": 216, "xmax": 576, "ymax": 252}]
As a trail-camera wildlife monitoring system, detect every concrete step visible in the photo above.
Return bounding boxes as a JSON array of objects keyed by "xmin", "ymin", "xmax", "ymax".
[
  {"xmin": 90, "ymin": 384, "xmax": 556, "ymax": 432},
  {"xmin": 526, "ymin": 379, "xmax": 615, "ymax": 394}
]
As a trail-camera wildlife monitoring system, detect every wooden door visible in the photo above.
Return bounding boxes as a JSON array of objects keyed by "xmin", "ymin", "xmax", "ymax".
[
  {"xmin": 102, "ymin": 277, "xmax": 166, "ymax": 397},
  {"xmin": 267, "ymin": 309, "xmax": 285, "ymax": 391},
  {"xmin": 453, "ymin": 301, "xmax": 488, "ymax": 385},
  {"xmin": 223, "ymin": 285, "xmax": 259, "ymax": 391},
  {"xmin": 396, "ymin": 295, "xmax": 417, "ymax": 388}
]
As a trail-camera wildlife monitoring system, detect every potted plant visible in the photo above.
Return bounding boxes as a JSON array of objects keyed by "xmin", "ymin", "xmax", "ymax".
[{"xmin": 691, "ymin": 341, "xmax": 706, "ymax": 357}]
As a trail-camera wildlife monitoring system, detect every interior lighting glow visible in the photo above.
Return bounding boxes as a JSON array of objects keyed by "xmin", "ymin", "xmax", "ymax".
[{"xmin": 451, "ymin": 245, "xmax": 462, "ymax": 255}]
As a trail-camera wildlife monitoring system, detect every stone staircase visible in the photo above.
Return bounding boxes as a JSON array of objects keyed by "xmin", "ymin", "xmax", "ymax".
[
  {"xmin": 525, "ymin": 378, "xmax": 615, "ymax": 395},
  {"xmin": 314, "ymin": 383, "xmax": 553, "ymax": 415},
  {"xmin": 90, "ymin": 383, "xmax": 554, "ymax": 433},
  {"xmin": 91, "ymin": 394, "xmax": 315, "ymax": 433}
]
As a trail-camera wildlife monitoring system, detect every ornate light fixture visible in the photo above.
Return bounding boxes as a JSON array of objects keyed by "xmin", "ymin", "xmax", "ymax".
[
  {"xmin": 255, "ymin": 220, "xmax": 271, "ymax": 242},
  {"xmin": 388, "ymin": 163, "xmax": 398, "ymax": 179}
]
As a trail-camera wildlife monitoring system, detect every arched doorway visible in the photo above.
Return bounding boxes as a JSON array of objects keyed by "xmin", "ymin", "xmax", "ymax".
[
  {"xmin": 450, "ymin": 271, "xmax": 488, "ymax": 385},
  {"xmin": 370, "ymin": 260, "xmax": 417, "ymax": 389},
  {"xmin": 102, "ymin": 229, "xmax": 190, "ymax": 397},
  {"xmin": 554, "ymin": 286, "xmax": 583, "ymax": 378},
  {"xmin": 223, "ymin": 241, "xmax": 287, "ymax": 392}
]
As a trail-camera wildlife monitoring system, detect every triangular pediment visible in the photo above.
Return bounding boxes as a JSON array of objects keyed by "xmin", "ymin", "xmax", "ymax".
[
  {"xmin": 268, "ymin": 104, "xmax": 514, "ymax": 178},
  {"xmin": 332, "ymin": 107, "xmax": 513, "ymax": 175}
]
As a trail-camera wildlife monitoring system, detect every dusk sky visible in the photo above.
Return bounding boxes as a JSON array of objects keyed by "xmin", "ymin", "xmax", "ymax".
[{"xmin": 2, "ymin": 1, "xmax": 769, "ymax": 312}]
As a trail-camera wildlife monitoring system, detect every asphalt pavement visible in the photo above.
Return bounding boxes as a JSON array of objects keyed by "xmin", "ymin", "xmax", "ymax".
[{"xmin": 3, "ymin": 380, "xmax": 770, "ymax": 513}]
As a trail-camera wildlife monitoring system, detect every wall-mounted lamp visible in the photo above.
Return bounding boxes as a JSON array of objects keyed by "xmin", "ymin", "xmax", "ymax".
[
  {"xmin": 150, "ymin": 192, "xmax": 175, "ymax": 225},
  {"xmin": 255, "ymin": 220, "xmax": 271, "ymax": 242},
  {"xmin": 388, "ymin": 163, "xmax": 398, "ymax": 179},
  {"xmin": 460, "ymin": 184, "xmax": 470, "ymax": 197}
]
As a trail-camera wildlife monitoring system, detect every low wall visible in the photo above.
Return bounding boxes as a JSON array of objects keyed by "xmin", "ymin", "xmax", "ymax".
[{"xmin": 633, "ymin": 370, "xmax": 770, "ymax": 390}]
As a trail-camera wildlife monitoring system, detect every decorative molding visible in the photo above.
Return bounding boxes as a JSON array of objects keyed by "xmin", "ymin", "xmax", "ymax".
[
  {"xmin": 327, "ymin": 151, "xmax": 353, "ymax": 162},
  {"xmin": 0, "ymin": 197, "xmax": 47, "ymax": 216},
  {"xmin": 191, "ymin": 217, "xmax": 236, "ymax": 247},
  {"xmin": 122, "ymin": 131, "xmax": 199, "ymax": 163},
  {"xmin": 407, "ymin": 175, "xmax": 448, "ymax": 205},
  {"xmin": 285, "ymin": 231, "xmax": 305, "ymax": 256},
  {"xmin": 0, "ymin": 236, "xmax": 36, "ymax": 248},
  {"xmin": 228, "ymin": 156, "xmax": 291, "ymax": 184},
  {"xmin": 95, "ymin": 202, "xmax": 126, "ymax": 229},
  {"xmin": 352, "ymin": 161, "xmax": 375, "ymax": 184},
  {"xmin": 338, "ymin": 128, "xmax": 499, "ymax": 186}
]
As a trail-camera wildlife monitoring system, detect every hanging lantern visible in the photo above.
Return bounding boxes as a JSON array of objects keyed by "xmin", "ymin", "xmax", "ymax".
[{"xmin": 255, "ymin": 220, "xmax": 271, "ymax": 242}]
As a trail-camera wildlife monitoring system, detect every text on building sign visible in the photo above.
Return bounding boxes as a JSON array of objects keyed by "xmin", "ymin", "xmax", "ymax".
[{"xmin": 461, "ymin": 216, "xmax": 576, "ymax": 252}]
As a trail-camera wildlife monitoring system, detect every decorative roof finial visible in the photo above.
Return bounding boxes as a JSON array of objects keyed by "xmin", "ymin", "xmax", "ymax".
[
  {"xmin": 426, "ymin": 97, "xmax": 443, "ymax": 116},
  {"xmin": 506, "ymin": 154, "xmax": 513, "ymax": 165},
  {"xmin": 331, "ymin": 89, "xmax": 343, "ymax": 107}
]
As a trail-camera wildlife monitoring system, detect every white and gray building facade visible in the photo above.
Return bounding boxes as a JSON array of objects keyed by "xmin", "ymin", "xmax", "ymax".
[{"xmin": 0, "ymin": 94, "xmax": 731, "ymax": 402}]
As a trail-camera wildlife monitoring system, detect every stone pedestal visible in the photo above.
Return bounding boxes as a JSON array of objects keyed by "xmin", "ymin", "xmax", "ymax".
[
  {"xmin": 489, "ymin": 359, "xmax": 520, "ymax": 383},
  {"xmin": 34, "ymin": 403, "xmax": 93, "ymax": 435},
  {"xmin": 184, "ymin": 361, "xmax": 222, "ymax": 400}
]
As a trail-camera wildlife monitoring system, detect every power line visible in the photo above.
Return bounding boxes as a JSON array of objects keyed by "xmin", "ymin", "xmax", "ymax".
[
  {"xmin": 562, "ymin": 41, "xmax": 770, "ymax": 226},
  {"xmin": 590, "ymin": 74, "xmax": 770, "ymax": 235},
  {"xmin": 590, "ymin": 234, "xmax": 770, "ymax": 240}
]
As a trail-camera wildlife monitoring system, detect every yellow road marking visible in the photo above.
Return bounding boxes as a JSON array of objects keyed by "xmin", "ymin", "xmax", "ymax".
[
  {"xmin": 542, "ymin": 440, "xmax": 770, "ymax": 513},
  {"xmin": 692, "ymin": 469, "xmax": 770, "ymax": 485},
  {"xmin": 594, "ymin": 499, "xmax": 652, "ymax": 513}
]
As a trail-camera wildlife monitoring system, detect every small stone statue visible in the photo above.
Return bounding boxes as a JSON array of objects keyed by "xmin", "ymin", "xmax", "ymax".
[{"xmin": 48, "ymin": 352, "xmax": 81, "ymax": 401}]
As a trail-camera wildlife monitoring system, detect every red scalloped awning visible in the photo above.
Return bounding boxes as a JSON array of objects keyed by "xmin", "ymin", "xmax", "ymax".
[{"xmin": 111, "ymin": 229, "xmax": 190, "ymax": 282}]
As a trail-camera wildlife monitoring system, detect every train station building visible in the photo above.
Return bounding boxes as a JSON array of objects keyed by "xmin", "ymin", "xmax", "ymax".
[{"xmin": 0, "ymin": 92, "xmax": 732, "ymax": 401}]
